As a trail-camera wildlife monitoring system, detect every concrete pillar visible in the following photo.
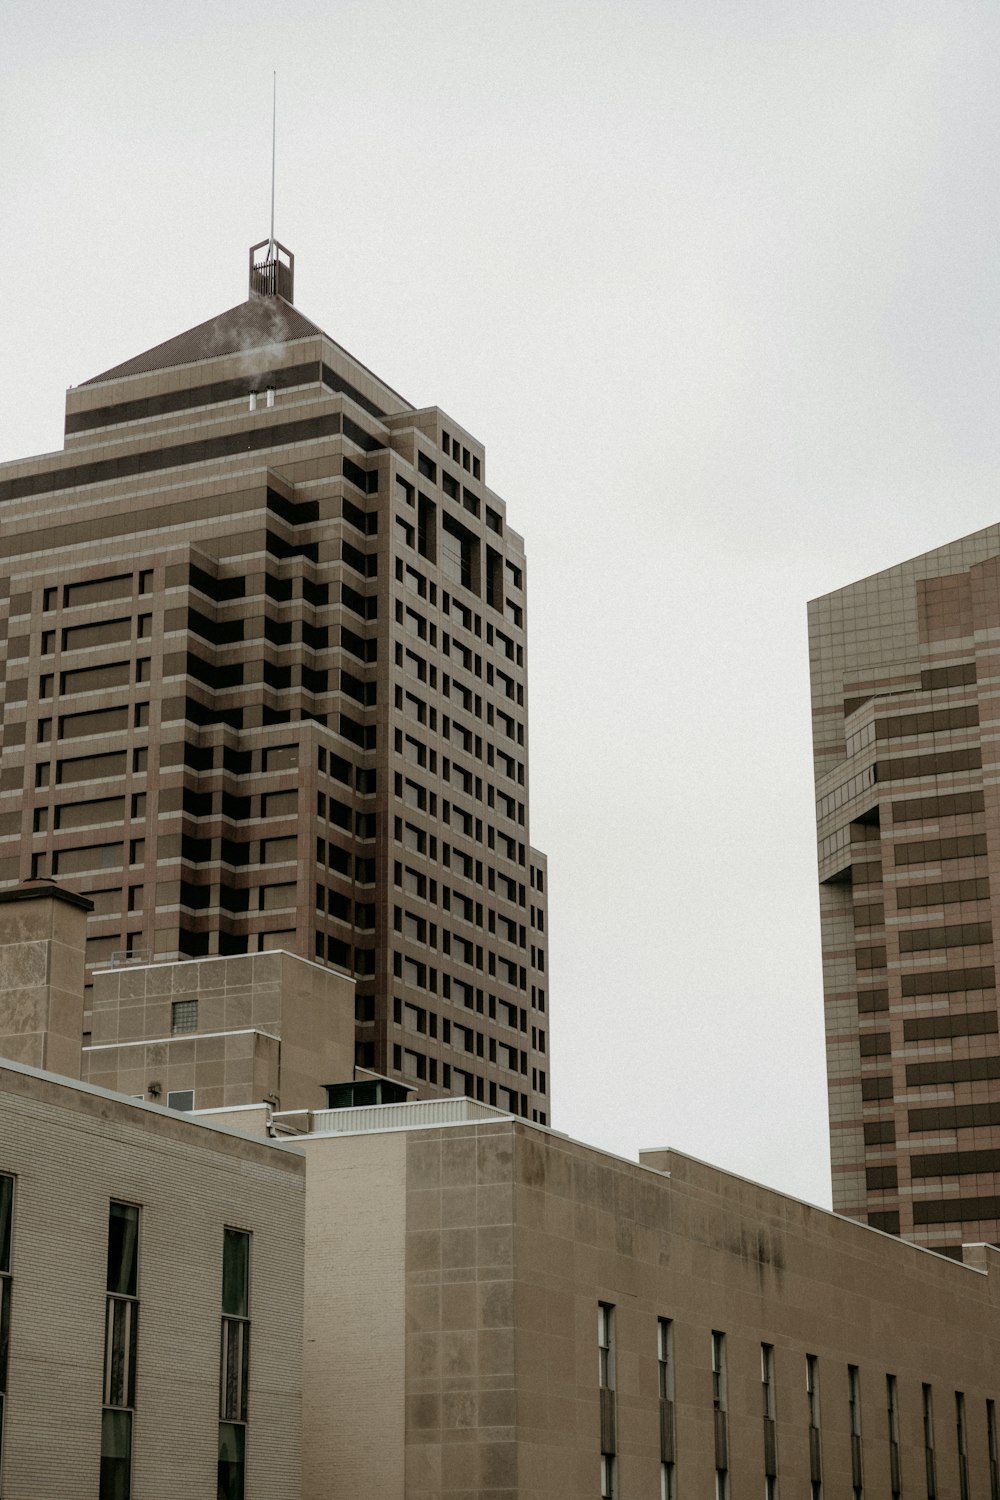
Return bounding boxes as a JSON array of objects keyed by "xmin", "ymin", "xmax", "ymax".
[{"xmin": 0, "ymin": 880, "xmax": 92, "ymax": 1079}]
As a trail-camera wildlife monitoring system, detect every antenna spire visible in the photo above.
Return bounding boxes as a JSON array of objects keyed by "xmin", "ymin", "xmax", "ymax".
[
  {"xmin": 268, "ymin": 71, "xmax": 277, "ymax": 259},
  {"xmin": 248, "ymin": 72, "xmax": 294, "ymax": 303}
]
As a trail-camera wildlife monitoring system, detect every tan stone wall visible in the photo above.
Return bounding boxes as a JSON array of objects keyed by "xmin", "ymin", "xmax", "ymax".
[
  {"xmin": 0, "ymin": 890, "xmax": 86, "ymax": 1077},
  {"xmin": 0, "ymin": 1060, "xmax": 305, "ymax": 1500},
  {"xmin": 303, "ymin": 1118, "xmax": 1000, "ymax": 1499},
  {"xmin": 403, "ymin": 1123, "xmax": 516, "ymax": 1497},
  {"xmin": 84, "ymin": 949, "xmax": 354, "ymax": 1111},
  {"xmin": 299, "ymin": 1130, "xmax": 407, "ymax": 1500}
]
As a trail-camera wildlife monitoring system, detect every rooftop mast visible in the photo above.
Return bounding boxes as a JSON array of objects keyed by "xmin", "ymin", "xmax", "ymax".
[
  {"xmin": 249, "ymin": 71, "xmax": 295, "ymax": 302},
  {"xmin": 268, "ymin": 71, "xmax": 277, "ymax": 261}
]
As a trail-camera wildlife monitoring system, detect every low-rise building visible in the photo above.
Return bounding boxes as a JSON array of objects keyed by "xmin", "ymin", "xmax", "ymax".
[
  {"xmin": 0, "ymin": 1055, "xmax": 305, "ymax": 1500},
  {"xmin": 3, "ymin": 880, "xmax": 1000, "ymax": 1500},
  {"xmin": 283, "ymin": 1099, "xmax": 1000, "ymax": 1500}
]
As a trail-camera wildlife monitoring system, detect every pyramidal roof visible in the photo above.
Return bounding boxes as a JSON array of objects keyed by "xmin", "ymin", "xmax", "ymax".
[{"xmin": 83, "ymin": 295, "xmax": 325, "ymax": 386}]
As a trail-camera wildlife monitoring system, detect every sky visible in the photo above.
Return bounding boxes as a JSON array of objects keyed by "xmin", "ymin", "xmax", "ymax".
[{"xmin": 6, "ymin": 0, "xmax": 1000, "ymax": 1208}]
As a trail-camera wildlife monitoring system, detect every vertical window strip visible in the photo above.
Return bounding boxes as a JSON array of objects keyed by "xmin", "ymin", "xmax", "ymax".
[
  {"xmin": 598, "ymin": 1304, "xmax": 616, "ymax": 1498},
  {"xmin": 658, "ymin": 1318, "xmax": 676, "ymax": 1500},
  {"xmin": 762, "ymin": 1342, "xmax": 778, "ymax": 1498},
  {"xmin": 923, "ymin": 1384, "xmax": 937, "ymax": 1500},
  {"xmin": 807, "ymin": 1354, "xmax": 823, "ymax": 1500},
  {"xmin": 220, "ymin": 1228, "xmax": 251, "ymax": 1500},
  {"xmin": 101, "ymin": 1200, "xmax": 139, "ymax": 1500},
  {"xmin": 956, "ymin": 1392, "xmax": 970, "ymax": 1500},
  {"xmin": 848, "ymin": 1365, "xmax": 864, "ymax": 1498},
  {"xmin": 712, "ymin": 1331, "xmax": 728, "ymax": 1499},
  {"xmin": 886, "ymin": 1374, "xmax": 902, "ymax": 1500},
  {"xmin": 987, "ymin": 1398, "xmax": 1000, "ymax": 1500}
]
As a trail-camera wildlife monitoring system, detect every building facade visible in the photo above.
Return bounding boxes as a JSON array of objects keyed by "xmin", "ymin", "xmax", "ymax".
[
  {"xmin": 0, "ymin": 242, "xmax": 549, "ymax": 1121},
  {"xmin": 4, "ymin": 878, "xmax": 1000, "ymax": 1500},
  {"xmin": 810, "ymin": 523, "xmax": 1000, "ymax": 1251},
  {"xmin": 0, "ymin": 1054, "xmax": 306, "ymax": 1500},
  {"xmin": 283, "ymin": 1101, "xmax": 1000, "ymax": 1500}
]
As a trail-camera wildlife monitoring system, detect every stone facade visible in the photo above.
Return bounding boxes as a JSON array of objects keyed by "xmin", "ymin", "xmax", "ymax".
[
  {"xmin": 83, "ymin": 947, "xmax": 355, "ymax": 1112},
  {"xmin": 0, "ymin": 881, "xmax": 90, "ymax": 1078},
  {"xmin": 295, "ymin": 1106, "xmax": 1000, "ymax": 1499},
  {"xmin": 0, "ymin": 1056, "xmax": 305, "ymax": 1499}
]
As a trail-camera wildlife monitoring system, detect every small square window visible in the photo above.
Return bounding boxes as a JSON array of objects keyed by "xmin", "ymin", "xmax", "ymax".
[
  {"xmin": 171, "ymin": 999, "xmax": 198, "ymax": 1034},
  {"xmin": 167, "ymin": 1089, "xmax": 195, "ymax": 1111}
]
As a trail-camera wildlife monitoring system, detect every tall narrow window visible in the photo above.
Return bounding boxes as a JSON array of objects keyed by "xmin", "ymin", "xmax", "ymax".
[
  {"xmin": 0, "ymin": 1175, "xmax": 13, "ymax": 1480},
  {"xmin": 987, "ymin": 1398, "xmax": 999, "ymax": 1500},
  {"xmin": 956, "ymin": 1392, "xmax": 970, "ymax": 1500},
  {"xmin": 848, "ymin": 1365, "xmax": 864, "ymax": 1498},
  {"xmin": 807, "ymin": 1354, "xmax": 823, "ymax": 1499},
  {"xmin": 102, "ymin": 1201, "xmax": 139, "ymax": 1500},
  {"xmin": 923, "ymin": 1384, "xmax": 937, "ymax": 1500},
  {"xmin": 886, "ymin": 1375, "xmax": 901, "ymax": 1500},
  {"xmin": 761, "ymin": 1342, "xmax": 778, "ymax": 1499},
  {"xmin": 220, "ymin": 1228, "xmax": 251, "ymax": 1500},
  {"xmin": 598, "ymin": 1304, "xmax": 616, "ymax": 1499},
  {"xmin": 658, "ymin": 1318, "xmax": 676, "ymax": 1500},
  {"xmin": 712, "ymin": 1331, "xmax": 728, "ymax": 1500}
]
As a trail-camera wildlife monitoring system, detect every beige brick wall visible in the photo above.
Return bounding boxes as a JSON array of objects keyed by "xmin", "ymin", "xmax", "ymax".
[{"xmin": 0, "ymin": 1060, "xmax": 305, "ymax": 1500}]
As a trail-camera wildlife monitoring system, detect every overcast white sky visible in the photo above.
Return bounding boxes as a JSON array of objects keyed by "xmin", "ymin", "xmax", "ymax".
[{"xmin": 6, "ymin": 1, "xmax": 1000, "ymax": 1206}]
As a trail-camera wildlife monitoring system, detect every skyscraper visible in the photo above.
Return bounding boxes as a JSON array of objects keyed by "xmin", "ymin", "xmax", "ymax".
[
  {"xmin": 0, "ymin": 241, "xmax": 550, "ymax": 1121},
  {"xmin": 809, "ymin": 522, "xmax": 1000, "ymax": 1251}
]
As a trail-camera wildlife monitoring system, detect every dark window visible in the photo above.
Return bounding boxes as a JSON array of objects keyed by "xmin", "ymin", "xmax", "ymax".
[
  {"xmin": 220, "ymin": 1228, "xmax": 251, "ymax": 1500},
  {"xmin": 102, "ymin": 1202, "xmax": 139, "ymax": 1500},
  {"xmin": 441, "ymin": 515, "xmax": 477, "ymax": 593}
]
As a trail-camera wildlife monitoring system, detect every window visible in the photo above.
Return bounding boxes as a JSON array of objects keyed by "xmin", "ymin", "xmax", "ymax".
[
  {"xmin": 0, "ymin": 1175, "xmax": 13, "ymax": 1477},
  {"xmin": 102, "ymin": 1201, "xmax": 139, "ymax": 1500},
  {"xmin": 987, "ymin": 1398, "xmax": 999, "ymax": 1500},
  {"xmin": 848, "ymin": 1365, "xmax": 863, "ymax": 1498},
  {"xmin": 171, "ymin": 999, "xmax": 198, "ymax": 1035},
  {"xmin": 807, "ymin": 1355, "xmax": 823, "ymax": 1499},
  {"xmin": 167, "ymin": 1090, "xmax": 194, "ymax": 1112},
  {"xmin": 658, "ymin": 1318, "xmax": 676, "ymax": 1499},
  {"xmin": 220, "ymin": 1227, "xmax": 251, "ymax": 1500},
  {"xmin": 712, "ymin": 1331, "xmax": 729, "ymax": 1499},
  {"xmin": 762, "ymin": 1343, "xmax": 778, "ymax": 1498},
  {"xmin": 956, "ymin": 1392, "xmax": 969, "ymax": 1500},
  {"xmin": 922, "ymin": 1384, "xmax": 936, "ymax": 1500},
  {"xmin": 887, "ymin": 1375, "xmax": 901, "ymax": 1499},
  {"xmin": 441, "ymin": 515, "xmax": 477, "ymax": 593},
  {"xmin": 598, "ymin": 1304, "xmax": 616, "ymax": 1496}
]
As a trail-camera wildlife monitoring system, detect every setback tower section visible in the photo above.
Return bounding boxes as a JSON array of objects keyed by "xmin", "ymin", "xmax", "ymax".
[{"xmin": 810, "ymin": 524, "xmax": 1000, "ymax": 1251}]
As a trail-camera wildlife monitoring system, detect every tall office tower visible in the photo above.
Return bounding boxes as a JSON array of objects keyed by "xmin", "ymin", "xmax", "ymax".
[
  {"xmin": 809, "ymin": 523, "xmax": 1000, "ymax": 1252},
  {"xmin": 0, "ymin": 242, "xmax": 550, "ymax": 1121}
]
